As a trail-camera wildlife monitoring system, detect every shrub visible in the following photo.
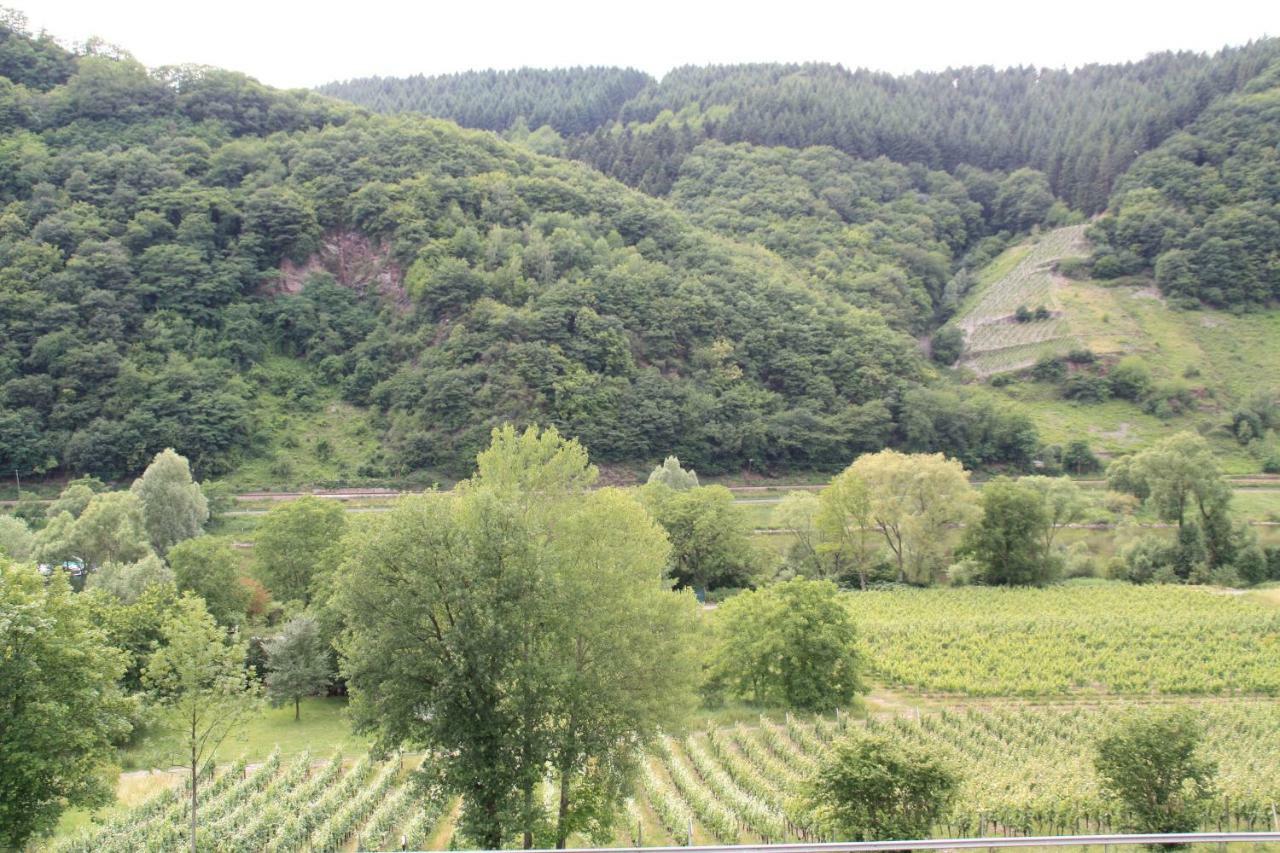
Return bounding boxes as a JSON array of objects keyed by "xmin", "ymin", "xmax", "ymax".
[
  {"xmin": 1014, "ymin": 305, "xmax": 1033, "ymax": 323},
  {"xmin": 1108, "ymin": 357, "xmax": 1152, "ymax": 401},
  {"xmin": 1062, "ymin": 374, "xmax": 1111, "ymax": 403},
  {"xmin": 1143, "ymin": 381, "xmax": 1197, "ymax": 418},
  {"xmin": 709, "ymin": 578, "xmax": 863, "ymax": 711},
  {"xmin": 1031, "ymin": 356, "xmax": 1066, "ymax": 383},
  {"xmin": 1062, "ymin": 440, "xmax": 1101, "ymax": 474},
  {"xmin": 1095, "ymin": 709, "xmax": 1217, "ymax": 834},
  {"xmin": 1065, "ymin": 348, "xmax": 1096, "ymax": 364},
  {"xmin": 930, "ymin": 326, "xmax": 965, "ymax": 366},
  {"xmin": 1056, "ymin": 256, "xmax": 1092, "ymax": 279},
  {"xmin": 793, "ymin": 732, "xmax": 959, "ymax": 842}
]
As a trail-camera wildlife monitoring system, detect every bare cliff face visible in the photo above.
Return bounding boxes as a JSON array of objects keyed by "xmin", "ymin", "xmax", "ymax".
[{"xmin": 273, "ymin": 230, "xmax": 408, "ymax": 310}]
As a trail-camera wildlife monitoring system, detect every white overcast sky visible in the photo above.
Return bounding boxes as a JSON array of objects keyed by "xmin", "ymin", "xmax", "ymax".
[{"xmin": 11, "ymin": 0, "xmax": 1279, "ymax": 90}]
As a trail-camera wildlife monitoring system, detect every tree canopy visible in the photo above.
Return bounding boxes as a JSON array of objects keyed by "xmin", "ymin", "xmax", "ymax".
[
  {"xmin": 337, "ymin": 426, "xmax": 700, "ymax": 848},
  {"xmin": 0, "ymin": 560, "xmax": 132, "ymax": 849}
]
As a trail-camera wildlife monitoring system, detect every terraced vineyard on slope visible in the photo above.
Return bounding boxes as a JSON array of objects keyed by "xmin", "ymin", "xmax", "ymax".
[{"xmin": 955, "ymin": 225, "xmax": 1088, "ymax": 376}]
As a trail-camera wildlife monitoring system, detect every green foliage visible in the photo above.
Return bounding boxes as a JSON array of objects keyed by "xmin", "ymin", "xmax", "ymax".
[
  {"xmin": 646, "ymin": 455, "xmax": 699, "ymax": 490},
  {"xmin": 836, "ymin": 449, "xmax": 977, "ymax": 584},
  {"xmin": 318, "ymin": 67, "xmax": 653, "ymax": 136},
  {"xmin": 130, "ymin": 448, "xmax": 209, "ymax": 554},
  {"xmin": 0, "ymin": 512, "xmax": 33, "ymax": 558},
  {"xmin": 1095, "ymin": 709, "xmax": 1217, "ymax": 834},
  {"xmin": 793, "ymin": 730, "xmax": 958, "ymax": 841},
  {"xmin": 263, "ymin": 615, "xmax": 332, "ymax": 719},
  {"xmin": 143, "ymin": 594, "xmax": 262, "ymax": 848},
  {"xmin": 961, "ymin": 477, "xmax": 1054, "ymax": 585},
  {"xmin": 252, "ymin": 495, "xmax": 346, "ymax": 604},
  {"xmin": 337, "ymin": 425, "xmax": 700, "ymax": 848},
  {"xmin": 1062, "ymin": 439, "xmax": 1101, "ymax": 474},
  {"xmin": 1090, "ymin": 69, "xmax": 1280, "ymax": 308},
  {"xmin": 34, "ymin": 490, "xmax": 153, "ymax": 569},
  {"xmin": 710, "ymin": 578, "xmax": 864, "ymax": 711},
  {"xmin": 899, "ymin": 386, "xmax": 1040, "ymax": 470},
  {"xmin": 1110, "ymin": 432, "xmax": 1235, "ymax": 568},
  {"xmin": 930, "ymin": 326, "xmax": 965, "ymax": 365},
  {"xmin": 1109, "ymin": 357, "xmax": 1153, "ymax": 401},
  {"xmin": 87, "ymin": 553, "xmax": 173, "ymax": 603},
  {"xmin": 166, "ymin": 535, "xmax": 250, "ymax": 626},
  {"xmin": 640, "ymin": 483, "xmax": 758, "ymax": 590},
  {"xmin": 1, "ymin": 24, "xmax": 938, "ymax": 483},
  {"xmin": 0, "ymin": 561, "xmax": 131, "ymax": 849}
]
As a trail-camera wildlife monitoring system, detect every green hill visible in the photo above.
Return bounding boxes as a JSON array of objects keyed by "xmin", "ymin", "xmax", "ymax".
[{"xmin": 0, "ymin": 19, "xmax": 929, "ymax": 486}]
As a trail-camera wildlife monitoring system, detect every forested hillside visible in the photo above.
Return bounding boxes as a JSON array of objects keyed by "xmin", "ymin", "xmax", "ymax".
[
  {"xmin": 5, "ymin": 13, "xmax": 1280, "ymax": 489},
  {"xmin": 324, "ymin": 44, "xmax": 1280, "ymax": 211},
  {"xmin": 0, "ymin": 18, "xmax": 956, "ymax": 484},
  {"xmin": 1088, "ymin": 62, "xmax": 1280, "ymax": 306},
  {"xmin": 317, "ymin": 67, "xmax": 652, "ymax": 135},
  {"xmin": 666, "ymin": 142, "xmax": 1068, "ymax": 333}
]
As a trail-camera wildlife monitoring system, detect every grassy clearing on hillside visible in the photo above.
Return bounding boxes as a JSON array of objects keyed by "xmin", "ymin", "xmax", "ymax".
[{"xmin": 958, "ymin": 228, "xmax": 1280, "ymax": 470}]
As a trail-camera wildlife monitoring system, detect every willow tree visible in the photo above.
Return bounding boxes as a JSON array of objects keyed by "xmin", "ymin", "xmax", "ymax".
[{"xmin": 834, "ymin": 450, "xmax": 976, "ymax": 584}]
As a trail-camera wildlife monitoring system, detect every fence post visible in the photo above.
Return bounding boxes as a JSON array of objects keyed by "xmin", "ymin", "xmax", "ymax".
[
  {"xmin": 1272, "ymin": 802, "xmax": 1278, "ymax": 831},
  {"xmin": 687, "ymin": 817, "xmax": 693, "ymax": 847}
]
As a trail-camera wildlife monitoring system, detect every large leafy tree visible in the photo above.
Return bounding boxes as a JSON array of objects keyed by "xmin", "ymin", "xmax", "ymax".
[
  {"xmin": 541, "ymin": 487, "xmax": 700, "ymax": 847},
  {"xmin": 130, "ymin": 448, "xmax": 209, "ymax": 555},
  {"xmin": 166, "ymin": 536, "xmax": 250, "ymax": 626},
  {"xmin": 338, "ymin": 425, "xmax": 699, "ymax": 848},
  {"xmin": 837, "ymin": 450, "xmax": 977, "ymax": 584},
  {"xmin": 34, "ymin": 490, "xmax": 153, "ymax": 570},
  {"xmin": 252, "ymin": 495, "xmax": 347, "ymax": 605},
  {"xmin": 1109, "ymin": 432, "xmax": 1235, "ymax": 571},
  {"xmin": 0, "ymin": 560, "xmax": 132, "ymax": 849},
  {"xmin": 263, "ymin": 615, "xmax": 332, "ymax": 720},
  {"xmin": 640, "ymin": 483, "xmax": 758, "ymax": 591},
  {"xmin": 961, "ymin": 477, "xmax": 1054, "ymax": 586}
]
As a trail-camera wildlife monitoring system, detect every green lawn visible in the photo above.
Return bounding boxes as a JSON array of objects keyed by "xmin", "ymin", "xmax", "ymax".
[{"xmin": 120, "ymin": 696, "xmax": 368, "ymax": 771}]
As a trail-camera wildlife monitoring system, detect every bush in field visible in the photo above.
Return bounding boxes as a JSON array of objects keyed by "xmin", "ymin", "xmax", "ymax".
[
  {"xmin": 1095, "ymin": 709, "xmax": 1216, "ymax": 835},
  {"xmin": 793, "ymin": 731, "xmax": 959, "ymax": 841},
  {"xmin": 710, "ymin": 578, "xmax": 863, "ymax": 711}
]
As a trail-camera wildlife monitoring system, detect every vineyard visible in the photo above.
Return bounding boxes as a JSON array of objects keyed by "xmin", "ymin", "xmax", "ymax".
[
  {"xmin": 47, "ymin": 699, "xmax": 1280, "ymax": 850},
  {"xmin": 50, "ymin": 750, "xmax": 446, "ymax": 853},
  {"xmin": 955, "ymin": 225, "xmax": 1088, "ymax": 376},
  {"xmin": 848, "ymin": 583, "xmax": 1280, "ymax": 696},
  {"xmin": 632, "ymin": 703, "xmax": 1280, "ymax": 844}
]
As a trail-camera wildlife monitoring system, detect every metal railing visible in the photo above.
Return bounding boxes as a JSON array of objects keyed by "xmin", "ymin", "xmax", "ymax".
[{"xmin": 441, "ymin": 834, "xmax": 1280, "ymax": 853}]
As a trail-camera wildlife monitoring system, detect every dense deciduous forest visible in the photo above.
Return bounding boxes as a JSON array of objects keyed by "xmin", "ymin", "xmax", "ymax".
[
  {"xmin": 0, "ymin": 17, "xmax": 954, "ymax": 482},
  {"xmin": 4, "ymin": 12, "xmax": 1280, "ymax": 486},
  {"xmin": 1087, "ymin": 65, "xmax": 1280, "ymax": 306}
]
